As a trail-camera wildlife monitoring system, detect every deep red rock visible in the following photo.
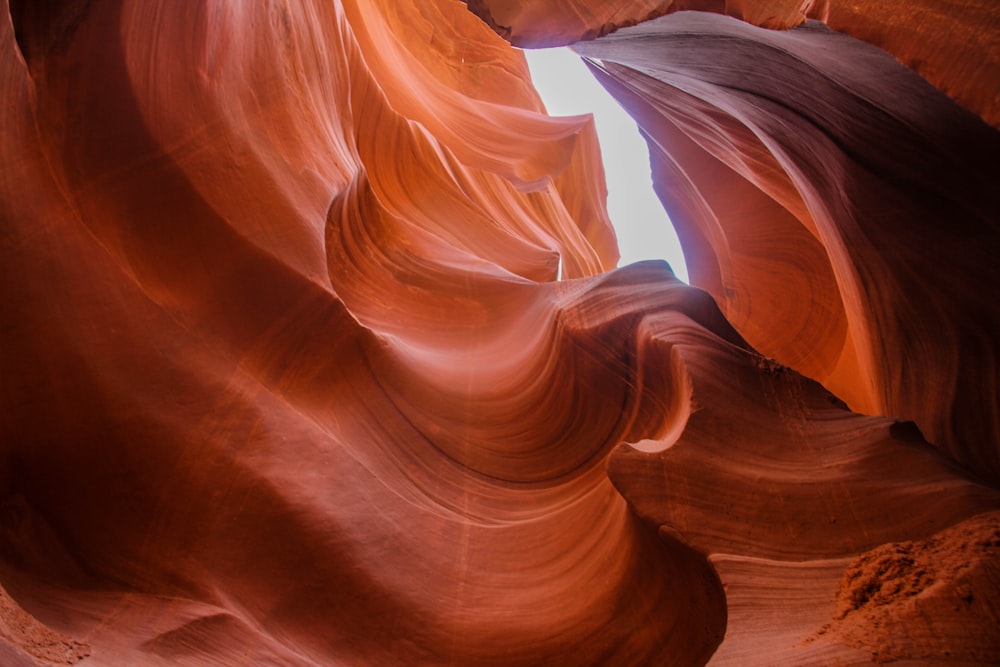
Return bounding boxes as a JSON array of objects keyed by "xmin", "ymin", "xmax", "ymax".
[
  {"xmin": 0, "ymin": 0, "xmax": 997, "ymax": 664},
  {"xmin": 574, "ymin": 12, "xmax": 1000, "ymax": 484}
]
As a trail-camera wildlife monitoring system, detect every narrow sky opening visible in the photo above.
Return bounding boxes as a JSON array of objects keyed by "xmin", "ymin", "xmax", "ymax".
[{"xmin": 524, "ymin": 47, "xmax": 688, "ymax": 283}]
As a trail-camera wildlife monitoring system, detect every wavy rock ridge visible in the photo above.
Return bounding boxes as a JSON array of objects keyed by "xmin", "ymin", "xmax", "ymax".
[
  {"xmin": 1, "ymin": 0, "xmax": 998, "ymax": 664},
  {"xmin": 575, "ymin": 12, "xmax": 1000, "ymax": 483}
]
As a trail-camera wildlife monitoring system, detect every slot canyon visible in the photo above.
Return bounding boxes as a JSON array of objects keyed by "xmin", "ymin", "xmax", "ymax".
[{"xmin": 1, "ymin": 0, "xmax": 998, "ymax": 664}]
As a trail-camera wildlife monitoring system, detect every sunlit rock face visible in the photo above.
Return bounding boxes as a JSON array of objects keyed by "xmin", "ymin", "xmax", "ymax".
[
  {"xmin": 817, "ymin": 0, "xmax": 1000, "ymax": 129},
  {"xmin": 1, "ymin": 1, "xmax": 998, "ymax": 666},
  {"xmin": 574, "ymin": 12, "xmax": 1000, "ymax": 484}
]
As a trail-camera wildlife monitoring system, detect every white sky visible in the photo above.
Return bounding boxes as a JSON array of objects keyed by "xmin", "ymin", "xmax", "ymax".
[{"xmin": 524, "ymin": 48, "xmax": 688, "ymax": 282}]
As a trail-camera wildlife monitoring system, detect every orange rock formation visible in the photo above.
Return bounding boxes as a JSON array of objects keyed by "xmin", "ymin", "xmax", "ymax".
[
  {"xmin": 574, "ymin": 11, "xmax": 1000, "ymax": 483},
  {"xmin": 464, "ymin": 0, "xmax": 1000, "ymax": 127},
  {"xmin": 1, "ymin": 0, "xmax": 997, "ymax": 665}
]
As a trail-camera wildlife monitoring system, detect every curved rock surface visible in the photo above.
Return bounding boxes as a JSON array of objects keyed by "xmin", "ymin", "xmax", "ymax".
[
  {"xmin": 462, "ymin": 0, "xmax": 819, "ymax": 48},
  {"xmin": 466, "ymin": 0, "xmax": 1000, "ymax": 127},
  {"xmin": 1, "ymin": 0, "xmax": 998, "ymax": 665},
  {"xmin": 576, "ymin": 12, "xmax": 1000, "ymax": 484}
]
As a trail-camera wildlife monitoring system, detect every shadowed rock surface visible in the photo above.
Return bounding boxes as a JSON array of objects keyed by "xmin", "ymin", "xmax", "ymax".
[
  {"xmin": 464, "ymin": 0, "xmax": 1000, "ymax": 127},
  {"xmin": 575, "ymin": 12, "xmax": 1000, "ymax": 484},
  {"xmin": 1, "ymin": 0, "xmax": 998, "ymax": 664}
]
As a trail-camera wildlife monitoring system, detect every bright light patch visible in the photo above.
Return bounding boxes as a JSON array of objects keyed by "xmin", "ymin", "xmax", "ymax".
[{"xmin": 524, "ymin": 47, "xmax": 688, "ymax": 282}]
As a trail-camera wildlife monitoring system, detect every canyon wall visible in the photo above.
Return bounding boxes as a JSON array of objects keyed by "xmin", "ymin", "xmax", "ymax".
[
  {"xmin": 574, "ymin": 11, "xmax": 1000, "ymax": 484},
  {"xmin": 1, "ymin": 0, "xmax": 997, "ymax": 664}
]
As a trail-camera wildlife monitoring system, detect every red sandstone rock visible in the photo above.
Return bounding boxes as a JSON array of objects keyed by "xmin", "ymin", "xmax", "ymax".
[
  {"xmin": 575, "ymin": 12, "xmax": 1000, "ymax": 485},
  {"xmin": 819, "ymin": 0, "xmax": 1000, "ymax": 129},
  {"xmin": 1, "ymin": 0, "xmax": 998, "ymax": 665},
  {"xmin": 465, "ymin": 0, "xmax": 1000, "ymax": 127},
  {"xmin": 461, "ymin": 0, "xmax": 821, "ymax": 47}
]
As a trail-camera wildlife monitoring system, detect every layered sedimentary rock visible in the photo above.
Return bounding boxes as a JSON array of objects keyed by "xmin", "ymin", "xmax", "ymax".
[
  {"xmin": 575, "ymin": 13, "xmax": 1000, "ymax": 483},
  {"xmin": 464, "ymin": 0, "xmax": 1000, "ymax": 127},
  {"xmin": 462, "ymin": 0, "xmax": 817, "ymax": 46},
  {"xmin": 1, "ymin": 0, "xmax": 998, "ymax": 665}
]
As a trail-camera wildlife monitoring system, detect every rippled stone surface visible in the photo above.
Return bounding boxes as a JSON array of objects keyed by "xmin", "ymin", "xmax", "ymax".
[
  {"xmin": 1, "ymin": 0, "xmax": 997, "ymax": 664},
  {"xmin": 575, "ymin": 13, "xmax": 1000, "ymax": 483},
  {"xmin": 465, "ymin": 0, "xmax": 1000, "ymax": 126}
]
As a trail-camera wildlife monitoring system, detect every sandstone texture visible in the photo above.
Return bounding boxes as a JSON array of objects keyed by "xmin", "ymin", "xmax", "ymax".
[
  {"xmin": 466, "ymin": 0, "xmax": 1000, "ymax": 127},
  {"xmin": 575, "ymin": 12, "xmax": 1000, "ymax": 485},
  {"xmin": 1, "ymin": 0, "xmax": 998, "ymax": 664}
]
